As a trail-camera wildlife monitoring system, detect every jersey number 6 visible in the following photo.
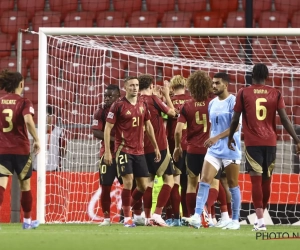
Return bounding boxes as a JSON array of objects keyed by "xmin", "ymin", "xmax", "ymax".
[{"xmin": 256, "ymin": 98, "xmax": 267, "ymax": 121}]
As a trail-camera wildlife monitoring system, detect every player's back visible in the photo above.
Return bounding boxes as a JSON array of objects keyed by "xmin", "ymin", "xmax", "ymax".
[
  {"xmin": 236, "ymin": 84, "xmax": 284, "ymax": 146},
  {"xmin": 180, "ymin": 97, "xmax": 212, "ymax": 154},
  {"xmin": 0, "ymin": 93, "xmax": 32, "ymax": 154}
]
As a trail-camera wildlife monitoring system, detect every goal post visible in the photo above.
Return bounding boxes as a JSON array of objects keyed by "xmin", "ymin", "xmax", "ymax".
[{"xmin": 37, "ymin": 27, "xmax": 300, "ymax": 224}]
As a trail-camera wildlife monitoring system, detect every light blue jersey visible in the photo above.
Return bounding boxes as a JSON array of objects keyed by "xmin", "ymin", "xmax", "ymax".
[{"xmin": 207, "ymin": 94, "xmax": 241, "ymax": 160}]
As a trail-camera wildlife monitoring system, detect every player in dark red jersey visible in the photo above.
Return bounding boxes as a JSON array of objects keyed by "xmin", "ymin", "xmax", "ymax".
[
  {"xmin": 165, "ymin": 75, "xmax": 191, "ymax": 226},
  {"xmin": 138, "ymin": 74, "xmax": 177, "ymax": 226},
  {"xmin": 92, "ymin": 84, "xmax": 121, "ymax": 226},
  {"xmin": 173, "ymin": 71, "xmax": 216, "ymax": 227},
  {"xmin": 104, "ymin": 76, "xmax": 161, "ymax": 227},
  {"xmin": 0, "ymin": 70, "xmax": 40, "ymax": 229},
  {"xmin": 228, "ymin": 63, "xmax": 300, "ymax": 231}
]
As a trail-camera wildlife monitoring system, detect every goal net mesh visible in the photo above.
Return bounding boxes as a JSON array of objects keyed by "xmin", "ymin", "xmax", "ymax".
[{"xmin": 44, "ymin": 34, "xmax": 300, "ymax": 224}]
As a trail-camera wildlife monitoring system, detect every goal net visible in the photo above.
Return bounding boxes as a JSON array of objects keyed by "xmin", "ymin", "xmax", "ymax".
[{"xmin": 37, "ymin": 28, "xmax": 300, "ymax": 225}]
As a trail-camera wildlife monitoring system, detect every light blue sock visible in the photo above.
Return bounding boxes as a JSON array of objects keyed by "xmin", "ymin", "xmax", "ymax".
[
  {"xmin": 229, "ymin": 186, "xmax": 241, "ymax": 221},
  {"xmin": 195, "ymin": 182, "xmax": 210, "ymax": 215}
]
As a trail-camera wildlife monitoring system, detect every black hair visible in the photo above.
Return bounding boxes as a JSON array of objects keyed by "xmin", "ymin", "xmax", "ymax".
[
  {"xmin": 106, "ymin": 84, "xmax": 120, "ymax": 95},
  {"xmin": 213, "ymin": 72, "xmax": 230, "ymax": 83},
  {"xmin": 137, "ymin": 74, "xmax": 153, "ymax": 90},
  {"xmin": 47, "ymin": 105, "xmax": 54, "ymax": 115},
  {"xmin": 0, "ymin": 70, "xmax": 23, "ymax": 93},
  {"xmin": 252, "ymin": 63, "xmax": 269, "ymax": 83}
]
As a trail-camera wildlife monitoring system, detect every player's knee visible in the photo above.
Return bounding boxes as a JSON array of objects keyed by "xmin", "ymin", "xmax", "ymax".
[
  {"xmin": 19, "ymin": 178, "xmax": 31, "ymax": 191},
  {"xmin": 226, "ymin": 178, "xmax": 238, "ymax": 188}
]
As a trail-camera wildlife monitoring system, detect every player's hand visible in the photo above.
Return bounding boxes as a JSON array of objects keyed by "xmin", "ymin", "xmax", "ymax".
[
  {"xmin": 104, "ymin": 152, "xmax": 113, "ymax": 166},
  {"xmin": 32, "ymin": 141, "xmax": 40, "ymax": 154},
  {"xmin": 173, "ymin": 147, "xmax": 182, "ymax": 162},
  {"xmin": 154, "ymin": 148, "xmax": 161, "ymax": 163},
  {"xmin": 153, "ymin": 86, "xmax": 162, "ymax": 99},
  {"xmin": 204, "ymin": 136, "xmax": 218, "ymax": 148},
  {"xmin": 161, "ymin": 85, "xmax": 170, "ymax": 97},
  {"xmin": 228, "ymin": 138, "xmax": 236, "ymax": 151},
  {"xmin": 296, "ymin": 142, "xmax": 300, "ymax": 155}
]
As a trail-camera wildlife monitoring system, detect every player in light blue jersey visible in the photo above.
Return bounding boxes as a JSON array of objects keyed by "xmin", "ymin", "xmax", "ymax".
[{"xmin": 186, "ymin": 72, "xmax": 241, "ymax": 230}]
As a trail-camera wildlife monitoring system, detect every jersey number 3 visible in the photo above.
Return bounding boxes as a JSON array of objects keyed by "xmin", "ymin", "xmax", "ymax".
[
  {"xmin": 256, "ymin": 98, "xmax": 267, "ymax": 121},
  {"xmin": 2, "ymin": 109, "xmax": 13, "ymax": 132}
]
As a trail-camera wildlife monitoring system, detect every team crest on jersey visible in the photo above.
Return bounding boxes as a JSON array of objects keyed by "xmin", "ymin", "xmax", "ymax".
[
  {"xmin": 126, "ymin": 110, "xmax": 131, "ymax": 115},
  {"xmin": 92, "ymin": 119, "xmax": 98, "ymax": 126},
  {"xmin": 107, "ymin": 112, "xmax": 114, "ymax": 119},
  {"xmin": 139, "ymin": 107, "xmax": 144, "ymax": 114},
  {"xmin": 30, "ymin": 106, "xmax": 34, "ymax": 114}
]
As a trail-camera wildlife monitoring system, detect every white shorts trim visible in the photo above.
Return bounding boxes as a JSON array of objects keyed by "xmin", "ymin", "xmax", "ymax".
[{"xmin": 204, "ymin": 154, "xmax": 241, "ymax": 171}]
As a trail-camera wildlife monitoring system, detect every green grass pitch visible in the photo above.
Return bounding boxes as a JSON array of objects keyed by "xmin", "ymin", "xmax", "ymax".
[{"xmin": 0, "ymin": 224, "xmax": 299, "ymax": 250}]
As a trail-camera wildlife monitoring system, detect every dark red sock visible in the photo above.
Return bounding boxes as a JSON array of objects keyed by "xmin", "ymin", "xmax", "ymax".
[
  {"xmin": 143, "ymin": 187, "xmax": 153, "ymax": 218},
  {"xmin": 206, "ymin": 188, "xmax": 218, "ymax": 212},
  {"xmin": 211, "ymin": 204, "xmax": 215, "ymax": 218},
  {"xmin": 0, "ymin": 186, "xmax": 5, "ymax": 207},
  {"xmin": 165, "ymin": 197, "xmax": 173, "ymax": 220},
  {"xmin": 131, "ymin": 188, "xmax": 144, "ymax": 216},
  {"xmin": 170, "ymin": 184, "xmax": 181, "ymax": 219},
  {"xmin": 154, "ymin": 184, "xmax": 172, "ymax": 215},
  {"xmin": 121, "ymin": 189, "xmax": 131, "ymax": 218},
  {"xmin": 21, "ymin": 190, "xmax": 32, "ymax": 219},
  {"xmin": 262, "ymin": 177, "xmax": 271, "ymax": 210},
  {"xmin": 250, "ymin": 175, "xmax": 263, "ymax": 209},
  {"xmin": 186, "ymin": 192, "xmax": 196, "ymax": 216},
  {"xmin": 101, "ymin": 185, "xmax": 111, "ymax": 218},
  {"xmin": 181, "ymin": 188, "xmax": 188, "ymax": 217},
  {"xmin": 218, "ymin": 182, "xmax": 228, "ymax": 212},
  {"xmin": 227, "ymin": 203, "xmax": 232, "ymax": 218}
]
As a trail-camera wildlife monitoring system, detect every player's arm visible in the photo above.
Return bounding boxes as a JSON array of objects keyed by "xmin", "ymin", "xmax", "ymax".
[
  {"xmin": 24, "ymin": 114, "xmax": 40, "ymax": 154},
  {"xmin": 160, "ymin": 85, "xmax": 176, "ymax": 117},
  {"xmin": 103, "ymin": 122, "xmax": 114, "ymax": 165},
  {"xmin": 144, "ymin": 120, "xmax": 161, "ymax": 162},
  {"xmin": 173, "ymin": 122, "xmax": 185, "ymax": 162},
  {"xmin": 93, "ymin": 130, "xmax": 115, "ymax": 142},
  {"xmin": 278, "ymin": 108, "xmax": 300, "ymax": 146}
]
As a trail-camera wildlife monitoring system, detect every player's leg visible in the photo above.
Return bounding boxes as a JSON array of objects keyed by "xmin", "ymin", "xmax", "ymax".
[
  {"xmin": 245, "ymin": 146, "xmax": 266, "ymax": 231},
  {"xmin": 180, "ymin": 154, "xmax": 188, "ymax": 218},
  {"xmin": 220, "ymin": 175, "xmax": 232, "ymax": 218},
  {"xmin": 98, "ymin": 157, "xmax": 117, "ymax": 226},
  {"xmin": 206, "ymin": 177, "xmax": 219, "ymax": 227},
  {"xmin": 131, "ymin": 180, "xmax": 144, "ymax": 225},
  {"xmin": 15, "ymin": 154, "xmax": 39, "ymax": 230},
  {"xmin": 0, "ymin": 154, "xmax": 12, "ymax": 220},
  {"xmin": 117, "ymin": 152, "xmax": 135, "ymax": 227},
  {"xmin": 222, "ymin": 160, "xmax": 241, "ymax": 230},
  {"xmin": 218, "ymin": 177, "xmax": 231, "ymax": 221}
]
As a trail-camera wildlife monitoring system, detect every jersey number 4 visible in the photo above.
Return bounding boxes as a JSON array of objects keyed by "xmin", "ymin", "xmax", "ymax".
[
  {"xmin": 2, "ymin": 109, "xmax": 13, "ymax": 132},
  {"xmin": 195, "ymin": 111, "xmax": 207, "ymax": 132},
  {"xmin": 256, "ymin": 98, "xmax": 267, "ymax": 121}
]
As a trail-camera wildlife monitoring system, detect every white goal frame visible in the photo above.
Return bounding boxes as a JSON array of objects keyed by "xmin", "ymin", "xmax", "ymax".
[{"xmin": 37, "ymin": 27, "xmax": 300, "ymax": 223}]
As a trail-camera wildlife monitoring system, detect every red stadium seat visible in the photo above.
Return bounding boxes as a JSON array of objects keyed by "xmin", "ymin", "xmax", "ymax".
[
  {"xmin": 0, "ymin": 11, "xmax": 28, "ymax": 43},
  {"xmin": 144, "ymin": 39, "xmax": 175, "ymax": 57},
  {"xmin": 161, "ymin": 11, "xmax": 192, "ymax": 28},
  {"xmin": 127, "ymin": 58, "xmax": 158, "ymax": 77},
  {"xmin": 17, "ymin": 0, "xmax": 45, "ymax": 22},
  {"xmin": 146, "ymin": 0, "xmax": 175, "ymax": 20},
  {"xmin": 177, "ymin": 37, "xmax": 208, "ymax": 59},
  {"xmin": 251, "ymin": 38, "xmax": 275, "ymax": 62},
  {"xmin": 276, "ymin": 40, "xmax": 297, "ymax": 64},
  {"xmin": 210, "ymin": 0, "xmax": 239, "ymax": 19},
  {"xmin": 291, "ymin": 10, "xmax": 300, "ymax": 27},
  {"xmin": 15, "ymin": 33, "xmax": 38, "ymax": 67},
  {"xmin": 23, "ymin": 79, "xmax": 38, "ymax": 104},
  {"xmin": 49, "ymin": 0, "xmax": 78, "ymax": 21},
  {"xmin": 209, "ymin": 37, "xmax": 241, "ymax": 62},
  {"xmin": 30, "ymin": 57, "xmax": 60, "ymax": 82},
  {"xmin": 64, "ymin": 11, "xmax": 94, "ymax": 27},
  {"xmin": 128, "ymin": 11, "xmax": 158, "ymax": 27},
  {"xmin": 61, "ymin": 57, "xmax": 94, "ymax": 82},
  {"xmin": 32, "ymin": 11, "xmax": 61, "ymax": 32},
  {"xmin": 0, "ymin": 56, "xmax": 27, "ymax": 78},
  {"xmin": 193, "ymin": 12, "xmax": 223, "ymax": 28},
  {"xmin": 177, "ymin": 0, "xmax": 207, "ymax": 13},
  {"xmin": 48, "ymin": 38, "xmax": 77, "ymax": 60},
  {"xmin": 242, "ymin": 0, "xmax": 272, "ymax": 21},
  {"xmin": 77, "ymin": 84, "xmax": 102, "ymax": 106},
  {"xmin": 68, "ymin": 104, "xmax": 94, "ymax": 125},
  {"xmin": 95, "ymin": 59, "xmax": 126, "ymax": 85},
  {"xmin": 258, "ymin": 11, "xmax": 289, "ymax": 28},
  {"xmin": 0, "ymin": 34, "xmax": 12, "ymax": 58},
  {"xmin": 275, "ymin": 0, "xmax": 300, "ymax": 20},
  {"xmin": 0, "ymin": 0, "xmax": 14, "ymax": 18},
  {"xmin": 293, "ymin": 106, "xmax": 300, "ymax": 125},
  {"xmin": 96, "ymin": 11, "xmax": 126, "ymax": 27},
  {"xmin": 113, "ymin": 0, "xmax": 142, "ymax": 19},
  {"xmin": 226, "ymin": 11, "xmax": 246, "ymax": 28},
  {"xmin": 47, "ymin": 83, "xmax": 75, "ymax": 108},
  {"xmin": 81, "ymin": 0, "xmax": 110, "ymax": 19},
  {"xmin": 163, "ymin": 64, "xmax": 192, "ymax": 80}
]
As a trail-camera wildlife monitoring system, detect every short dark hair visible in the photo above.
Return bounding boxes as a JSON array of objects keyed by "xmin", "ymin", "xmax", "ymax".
[
  {"xmin": 187, "ymin": 70, "xmax": 212, "ymax": 102},
  {"xmin": 137, "ymin": 74, "xmax": 153, "ymax": 90},
  {"xmin": 106, "ymin": 84, "xmax": 120, "ymax": 95},
  {"xmin": 213, "ymin": 72, "xmax": 230, "ymax": 83},
  {"xmin": 124, "ymin": 76, "xmax": 138, "ymax": 84},
  {"xmin": 252, "ymin": 63, "xmax": 269, "ymax": 83},
  {"xmin": 0, "ymin": 70, "xmax": 23, "ymax": 93},
  {"xmin": 47, "ymin": 105, "xmax": 54, "ymax": 115}
]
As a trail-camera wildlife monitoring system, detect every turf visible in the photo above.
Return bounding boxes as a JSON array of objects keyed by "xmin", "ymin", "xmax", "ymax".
[{"xmin": 0, "ymin": 224, "xmax": 299, "ymax": 250}]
